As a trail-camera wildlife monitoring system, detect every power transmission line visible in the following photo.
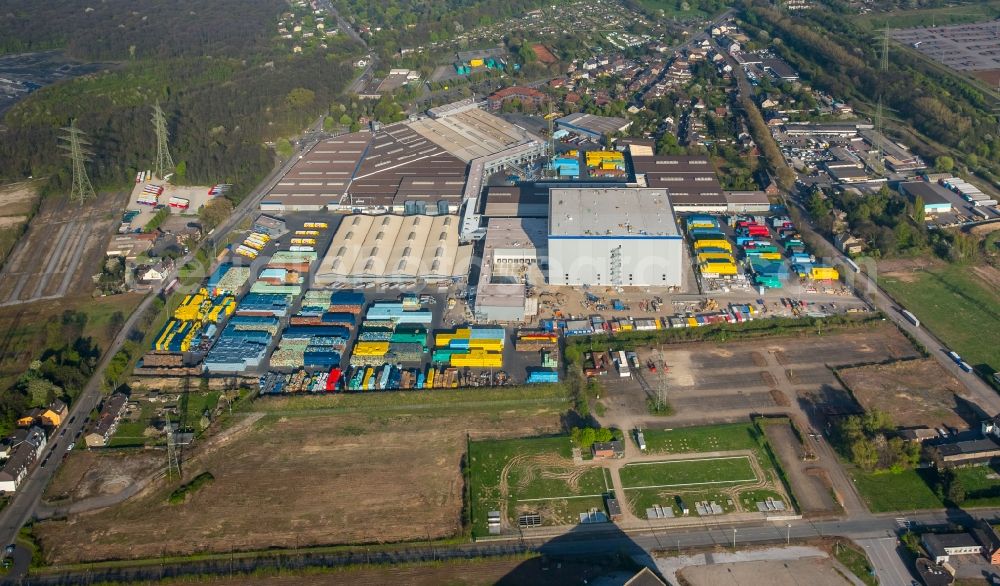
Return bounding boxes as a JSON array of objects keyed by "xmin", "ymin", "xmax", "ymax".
[
  {"xmin": 870, "ymin": 27, "xmax": 889, "ymax": 175},
  {"xmin": 152, "ymin": 101, "xmax": 175, "ymax": 180},
  {"xmin": 58, "ymin": 119, "xmax": 97, "ymax": 206}
]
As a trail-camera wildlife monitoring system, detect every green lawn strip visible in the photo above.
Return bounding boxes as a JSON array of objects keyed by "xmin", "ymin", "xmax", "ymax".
[
  {"xmin": 851, "ymin": 468, "xmax": 944, "ymax": 512},
  {"xmin": 851, "ymin": 1, "xmax": 1000, "ymax": 30},
  {"xmin": 626, "ymin": 487, "xmax": 739, "ymax": 518},
  {"xmin": 833, "ymin": 541, "xmax": 878, "ymax": 586},
  {"xmin": 619, "ymin": 457, "xmax": 756, "ymax": 489},
  {"xmin": 253, "ymin": 383, "xmax": 572, "ymax": 415},
  {"xmin": 952, "ymin": 465, "xmax": 1000, "ymax": 507},
  {"xmin": 107, "ymin": 401, "xmax": 157, "ymax": 447},
  {"xmin": 880, "ymin": 264, "xmax": 1000, "ymax": 375},
  {"xmin": 468, "ymin": 436, "xmax": 609, "ymax": 537},
  {"xmin": 641, "ymin": 423, "xmax": 759, "ymax": 454}
]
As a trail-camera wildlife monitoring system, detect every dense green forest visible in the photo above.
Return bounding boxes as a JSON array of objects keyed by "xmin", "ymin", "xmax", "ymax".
[
  {"xmin": 0, "ymin": 0, "xmax": 284, "ymax": 59},
  {"xmin": 0, "ymin": 0, "xmax": 363, "ymax": 200}
]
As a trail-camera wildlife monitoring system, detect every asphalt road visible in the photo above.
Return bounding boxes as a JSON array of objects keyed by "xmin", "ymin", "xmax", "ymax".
[
  {"xmin": 0, "ymin": 132, "xmax": 323, "ymax": 584},
  {"xmin": 857, "ymin": 537, "xmax": 914, "ymax": 585},
  {"xmin": 15, "ymin": 508, "xmax": 999, "ymax": 585},
  {"xmin": 788, "ymin": 197, "xmax": 1000, "ymax": 416},
  {"xmin": 719, "ymin": 35, "xmax": 1000, "ymax": 414}
]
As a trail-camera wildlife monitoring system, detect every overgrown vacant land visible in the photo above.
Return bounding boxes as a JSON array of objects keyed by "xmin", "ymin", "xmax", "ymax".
[
  {"xmin": 837, "ymin": 358, "xmax": 976, "ymax": 430},
  {"xmin": 879, "ymin": 258, "xmax": 1000, "ymax": 375},
  {"xmin": 35, "ymin": 386, "xmax": 572, "ymax": 565}
]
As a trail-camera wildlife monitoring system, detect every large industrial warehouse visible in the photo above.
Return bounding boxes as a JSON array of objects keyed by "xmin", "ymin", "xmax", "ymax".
[
  {"xmin": 314, "ymin": 214, "xmax": 472, "ymax": 284},
  {"xmin": 260, "ymin": 103, "xmax": 545, "ymax": 214},
  {"xmin": 547, "ymin": 187, "xmax": 684, "ymax": 287}
]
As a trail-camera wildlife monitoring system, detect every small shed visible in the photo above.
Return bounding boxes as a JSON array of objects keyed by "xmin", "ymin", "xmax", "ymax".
[
  {"xmin": 592, "ymin": 440, "xmax": 625, "ymax": 459},
  {"xmin": 606, "ymin": 496, "xmax": 622, "ymax": 522}
]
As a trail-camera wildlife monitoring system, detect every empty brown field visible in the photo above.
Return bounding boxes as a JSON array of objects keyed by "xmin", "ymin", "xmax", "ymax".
[
  {"xmin": 837, "ymin": 358, "xmax": 973, "ymax": 429},
  {"xmin": 34, "ymin": 399, "xmax": 568, "ymax": 565},
  {"xmin": 44, "ymin": 449, "xmax": 163, "ymax": 503},
  {"xmin": 0, "ymin": 190, "xmax": 127, "ymax": 305}
]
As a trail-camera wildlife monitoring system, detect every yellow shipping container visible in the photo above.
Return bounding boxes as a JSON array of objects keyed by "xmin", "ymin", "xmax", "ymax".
[
  {"xmin": 811, "ymin": 267, "xmax": 839, "ymax": 280},
  {"xmin": 698, "ymin": 253, "xmax": 734, "ymax": 263},
  {"xmin": 694, "ymin": 240, "xmax": 732, "ymax": 251},
  {"xmin": 687, "ymin": 221, "xmax": 717, "ymax": 230},
  {"xmin": 450, "ymin": 350, "xmax": 503, "ymax": 368},
  {"xmin": 759, "ymin": 252, "xmax": 782, "ymax": 261},
  {"xmin": 687, "ymin": 317, "xmax": 698, "ymax": 327},
  {"xmin": 353, "ymin": 341, "xmax": 390, "ymax": 356},
  {"xmin": 156, "ymin": 319, "xmax": 177, "ymax": 350},
  {"xmin": 702, "ymin": 262, "xmax": 738, "ymax": 275},
  {"xmin": 470, "ymin": 58, "xmax": 484, "ymax": 67},
  {"xmin": 467, "ymin": 339, "xmax": 504, "ymax": 351}
]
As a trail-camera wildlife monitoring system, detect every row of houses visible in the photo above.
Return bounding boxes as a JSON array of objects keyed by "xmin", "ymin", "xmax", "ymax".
[{"xmin": 0, "ymin": 393, "xmax": 128, "ymax": 493}]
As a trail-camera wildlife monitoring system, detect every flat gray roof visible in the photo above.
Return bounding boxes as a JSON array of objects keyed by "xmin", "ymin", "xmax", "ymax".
[
  {"xmin": 556, "ymin": 112, "xmax": 630, "ymax": 136},
  {"xmin": 899, "ymin": 181, "xmax": 953, "ymax": 205},
  {"xmin": 549, "ymin": 188, "xmax": 680, "ymax": 238}
]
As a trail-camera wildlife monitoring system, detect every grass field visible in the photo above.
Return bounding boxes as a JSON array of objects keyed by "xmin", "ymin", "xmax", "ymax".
[
  {"xmin": 880, "ymin": 262, "xmax": 1000, "ymax": 376},
  {"xmin": 619, "ymin": 457, "xmax": 757, "ymax": 489},
  {"xmin": 468, "ymin": 436, "xmax": 611, "ymax": 537},
  {"xmin": 851, "ymin": 468, "xmax": 944, "ymax": 512},
  {"xmin": 641, "ymin": 423, "xmax": 760, "ymax": 454},
  {"xmin": 852, "ymin": 1, "xmax": 1000, "ymax": 29}
]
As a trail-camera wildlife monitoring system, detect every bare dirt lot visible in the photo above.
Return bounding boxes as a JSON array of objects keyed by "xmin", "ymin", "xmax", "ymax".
[
  {"xmin": 44, "ymin": 450, "xmax": 163, "ymax": 502},
  {"xmin": 35, "ymin": 403, "xmax": 567, "ymax": 565},
  {"xmin": 678, "ymin": 557, "xmax": 850, "ymax": 585},
  {"xmin": 0, "ymin": 180, "xmax": 41, "ymax": 265},
  {"xmin": 596, "ymin": 326, "xmax": 920, "ymax": 428},
  {"xmin": 764, "ymin": 424, "xmax": 837, "ymax": 515},
  {"xmin": 837, "ymin": 358, "xmax": 974, "ymax": 430},
  {"xmin": 0, "ymin": 191, "xmax": 128, "ymax": 305}
]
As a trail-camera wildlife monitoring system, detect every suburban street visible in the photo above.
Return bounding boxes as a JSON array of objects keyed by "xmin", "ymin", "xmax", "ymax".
[
  {"xmin": 0, "ymin": 133, "xmax": 324, "ymax": 583},
  {"xmin": 717, "ymin": 31, "xmax": 1000, "ymax": 416}
]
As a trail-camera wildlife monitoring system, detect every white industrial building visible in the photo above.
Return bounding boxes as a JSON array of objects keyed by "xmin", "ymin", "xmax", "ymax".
[
  {"xmin": 547, "ymin": 188, "xmax": 683, "ymax": 287},
  {"xmin": 474, "ymin": 218, "xmax": 547, "ymax": 322}
]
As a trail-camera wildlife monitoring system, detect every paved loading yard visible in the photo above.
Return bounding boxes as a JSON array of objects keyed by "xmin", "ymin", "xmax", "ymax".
[{"xmin": 0, "ymin": 192, "xmax": 126, "ymax": 306}]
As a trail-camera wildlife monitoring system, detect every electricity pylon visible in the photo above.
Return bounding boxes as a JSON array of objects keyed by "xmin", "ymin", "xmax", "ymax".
[
  {"xmin": 152, "ymin": 101, "xmax": 175, "ymax": 180},
  {"xmin": 58, "ymin": 120, "xmax": 97, "ymax": 206},
  {"xmin": 870, "ymin": 27, "xmax": 889, "ymax": 175}
]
